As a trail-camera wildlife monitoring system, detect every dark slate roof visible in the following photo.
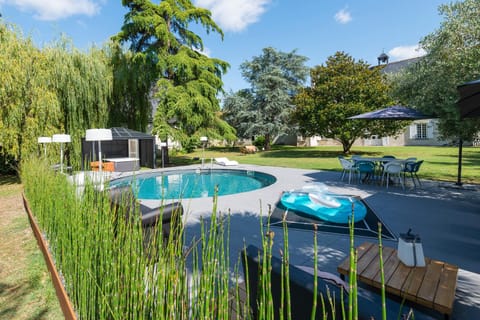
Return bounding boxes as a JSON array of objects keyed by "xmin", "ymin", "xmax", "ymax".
[
  {"xmin": 111, "ymin": 127, "xmax": 154, "ymax": 140},
  {"xmin": 378, "ymin": 56, "xmax": 422, "ymax": 74},
  {"xmin": 348, "ymin": 105, "xmax": 433, "ymax": 120}
]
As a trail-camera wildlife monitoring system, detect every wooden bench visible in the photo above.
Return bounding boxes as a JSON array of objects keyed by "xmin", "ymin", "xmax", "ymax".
[{"xmin": 337, "ymin": 242, "xmax": 458, "ymax": 318}]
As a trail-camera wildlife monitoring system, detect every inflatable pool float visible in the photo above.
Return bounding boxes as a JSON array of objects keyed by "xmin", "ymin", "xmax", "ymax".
[{"xmin": 280, "ymin": 184, "xmax": 367, "ymax": 223}]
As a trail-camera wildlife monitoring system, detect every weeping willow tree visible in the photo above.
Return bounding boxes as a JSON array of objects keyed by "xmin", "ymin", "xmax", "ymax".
[
  {"xmin": 0, "ymin": 22, "xmax": 62, "ymax": 168},
  {"xmin": 45, "ymin": 39, "xmax": 113, "ymax": 168},
  {"xmin": 113, "ymin": 0, "xmax": 236, "ymax": 150},
  {"xmin": 0, "ymin": 22, "xmax": 113, "ymax": 170}
]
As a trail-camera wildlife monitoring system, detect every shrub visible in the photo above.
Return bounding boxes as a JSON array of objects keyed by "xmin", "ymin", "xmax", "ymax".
[{"xmin": 253, "ymin": 136, "xmax": 266, "ymax": 149}]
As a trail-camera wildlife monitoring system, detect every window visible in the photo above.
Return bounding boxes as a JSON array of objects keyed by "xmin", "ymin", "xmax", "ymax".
[{"xmin": 416, "ymin": 123, "xmax": 427, "ymax": 140}]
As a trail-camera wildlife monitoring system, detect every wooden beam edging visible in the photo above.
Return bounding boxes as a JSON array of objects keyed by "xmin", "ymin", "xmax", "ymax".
[{"xmin": 22, "ymin": 193, "xmax": 77, "ymax": 320}]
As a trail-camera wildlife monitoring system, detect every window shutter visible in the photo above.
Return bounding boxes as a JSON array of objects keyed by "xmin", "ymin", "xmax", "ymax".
[
  {"xmin": 427, "ymin": 122, "xmax": 434, "ymax": 139},
  {"xmin": 409, "ymin": 124, "xmax": 417, "ymax": 139}
]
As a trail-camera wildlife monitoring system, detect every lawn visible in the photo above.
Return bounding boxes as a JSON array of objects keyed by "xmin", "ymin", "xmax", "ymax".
[{"xmin": 174, "ymin": 145, "xmax": 480, "ymax": 184}]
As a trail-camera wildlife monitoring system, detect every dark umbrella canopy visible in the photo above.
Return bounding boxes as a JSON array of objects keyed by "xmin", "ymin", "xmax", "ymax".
[
  {"xmin": 457, "ymin": 79, "xmax": 480, "ymax": 118},
  {"xmin": 348, "ymin": 105, "xmax": 432, "ymax": 120},
  {"xmin": 456, "ymin": 79, "xmax": 480, "ymax": 186}
]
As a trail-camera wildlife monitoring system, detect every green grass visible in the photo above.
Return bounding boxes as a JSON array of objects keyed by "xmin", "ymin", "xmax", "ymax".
[
  {"xmin": 174, "ymin": 145, "xmax": 480, "ymax": 184},
  {"xmin": 0, "ymin": 175, "xmax": 22, "ymax": 197}
]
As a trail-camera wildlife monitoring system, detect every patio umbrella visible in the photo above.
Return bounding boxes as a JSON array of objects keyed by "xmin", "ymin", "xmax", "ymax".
[
  {"xmin": 456, "ymin": 79, "xmax": 480, "ymax": 185},
  {"xmin": 348, "ymin": 105, "xmax": 432, "ymax": 120},
  {"xmin": 457, "ymin": 78, "xmax": 480, "ymax": 118},
  {"xmin": 348, "ymin": 105, "xmax": 441, "ymax": 184}
]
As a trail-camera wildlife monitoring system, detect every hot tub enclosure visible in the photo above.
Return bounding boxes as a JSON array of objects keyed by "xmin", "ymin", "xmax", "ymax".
[{"xmin": 81, "ymin": 127, "xmax": 155, "ymax": 170}]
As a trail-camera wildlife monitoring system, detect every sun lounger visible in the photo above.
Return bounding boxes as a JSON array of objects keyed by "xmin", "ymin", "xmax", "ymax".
[{"xmin": 214, "ymin": 157, "xmax": 239, "ymax": 166}]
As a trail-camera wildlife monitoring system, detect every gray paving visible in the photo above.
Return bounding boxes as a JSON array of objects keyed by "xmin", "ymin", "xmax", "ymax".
[{"xmin": 120, "ymin": 163, "xmax": 480, "ymax": 319}]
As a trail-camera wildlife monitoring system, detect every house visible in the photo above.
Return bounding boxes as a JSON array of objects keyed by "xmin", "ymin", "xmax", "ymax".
[
  {"xmin": 296, "ymin": 52, "xmax": 449, "ymax": 147},
  {"xmin": 363, "ymin": 52, "xmax": 447, "ymax": 147}
]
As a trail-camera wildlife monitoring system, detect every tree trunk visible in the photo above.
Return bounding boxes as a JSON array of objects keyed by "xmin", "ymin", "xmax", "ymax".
[
  {"xmin": 341, "ymin": 139, "xmax": 354, "ymax": 154},
  {"xmin": 264, "ymin": 133, "xmax": 271, "ymax": 151}
]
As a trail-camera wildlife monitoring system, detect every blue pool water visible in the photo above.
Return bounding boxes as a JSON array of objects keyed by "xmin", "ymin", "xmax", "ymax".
[
  {"xmin": 109, "ymin": 169, "xmax": 276, "ymax": 199},
  {"xmin": 280, "ymin": 191, "xmax": 367, "ymax": 224}
]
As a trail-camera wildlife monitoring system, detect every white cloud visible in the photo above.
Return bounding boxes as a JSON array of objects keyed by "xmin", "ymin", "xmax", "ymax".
[
  {"xmin": 193, "ymin": 46, "xmax": 211, "ymax": 57},
  {"xmin": 195, "ymin": 0, "xmax": 271, "ymax": 32},
  {"xmin": 1, "ymin": 0, "xmax": 101, "ymax": 21},
  {"xmin": 388, "ymin": 45, "xmax": 426, "ymax": 61},
  {"xmin": 334, "ymin": 7, "xmax": 352, "ymax": 24}
]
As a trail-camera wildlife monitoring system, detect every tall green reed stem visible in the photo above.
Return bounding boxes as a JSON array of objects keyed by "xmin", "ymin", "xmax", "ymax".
[
  {"xmin": 311, "ymin": 224, "xmax": 318, "ymax": 320},
  {"xmin": 348, "ymin": 200, "xmax": 358, "ymax": 320},
  {"xmin": 21, "ymin": 160, "xmax": 232, "ymax": 319},
  {"xmin": 378, "ymin": 222, "xmax": 387, "ymax": 320},
  {"xmin": 281, "ymin": 208, "xmax": 291, "ymax": 320}
]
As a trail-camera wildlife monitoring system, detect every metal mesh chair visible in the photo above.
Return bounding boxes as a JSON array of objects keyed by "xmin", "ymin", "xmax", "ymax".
[
  {"xmin": 338, "ymin": 156, "xmax": 357, "ymax": 183},
  {"xmin": 403, "ymin": 160, "xmax": 424, "ymax": 187},
  {"xmin": 355, "ymin": 160, "xmax": 376, "ymax": 184},
  {"xmin": 381, "ymin": 161, "xmax": 405, "ymax": 189}
]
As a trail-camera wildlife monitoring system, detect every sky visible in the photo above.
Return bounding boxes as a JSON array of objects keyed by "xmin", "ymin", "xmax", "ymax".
[{"xmin": 0, "ymin": 0, "xmax": 447, "ymax": 93}]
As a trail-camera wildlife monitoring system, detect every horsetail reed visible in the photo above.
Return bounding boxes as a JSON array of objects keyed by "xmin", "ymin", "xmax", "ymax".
[
  {"xmin": 21, "ymin": 160, "xmax": 232, "ymax": 319},
  {"xmin": 311, "ymin": 223, "xmax": 318, "ymax": 320},
  {"xmin": 378, "ymin": 222, "xmax": 387, "ymax": 320},
  {"xmin": 348, "ymin": 200, "xmax": 358, "ymax": 320},
  {"xmin": 22, "ymin": 159, "xmax": 395, "ymax": 319},
  {"xmin": 282, "ymin": 210, "xmax": 291, "ymax": 320}
]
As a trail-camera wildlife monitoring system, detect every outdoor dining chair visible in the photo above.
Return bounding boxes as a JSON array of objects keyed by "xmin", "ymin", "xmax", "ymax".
[
  {"xmin": 403, "ymin": 160, "xmax": 424, "ymax": 187},
  {"xmin": 378, "ymin": 155, "xmax": 396, "ymax": 175},
  {"xmin": 355, "ymin": 160, "xmax": 376, "ymax": 184},
  {"xmin": 338, "ymin": 156, "xmax": 357, "ymax": 183},
  {"xmin": 381, "ymin": 161, "xmax": 405, "ymax": 189}
]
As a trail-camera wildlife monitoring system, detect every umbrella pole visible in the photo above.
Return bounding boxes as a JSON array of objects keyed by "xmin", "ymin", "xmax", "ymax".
[{"xmin": 456, "ymin": 138, "xmax": 463, "ymax": 186}]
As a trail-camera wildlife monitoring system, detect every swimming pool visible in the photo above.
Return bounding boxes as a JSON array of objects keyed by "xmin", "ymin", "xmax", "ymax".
[{"xmin": 109, "ymin": 169, "xmax": 277, "ymax": 199}]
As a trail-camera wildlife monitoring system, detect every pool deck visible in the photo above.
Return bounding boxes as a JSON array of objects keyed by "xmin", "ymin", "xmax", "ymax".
[{"xmin": 114, "ymin": 164, "xmax": 480, "ymax": 319}]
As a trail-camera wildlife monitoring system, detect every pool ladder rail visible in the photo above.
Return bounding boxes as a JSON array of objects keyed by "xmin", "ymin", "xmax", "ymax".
[{"xmin": 197, "ymin": 158, "xmax": 214, "ymax": 172}]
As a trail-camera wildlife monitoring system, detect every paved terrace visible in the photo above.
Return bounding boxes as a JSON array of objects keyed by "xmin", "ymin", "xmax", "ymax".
[{"xmin": 120, "ymin": 164, "xmax": 480, "ymax": 319}]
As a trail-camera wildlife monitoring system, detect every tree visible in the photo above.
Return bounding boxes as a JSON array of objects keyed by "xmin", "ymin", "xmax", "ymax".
[
  {"xmin": 293, "ymin": 51, "xmax": 405, "ymax": 153},
  {"xmin": 109, "ymin": 43, "xmax": 156, "ymax": 132},
  {"xmin": 223, "ymin": 47, "xmax": 309, "ymax": 150},
  {"xmin": 390, "ymin": 0, "xmax": 480, "ymax": 142},
  {"xmin": 0, "ymin": 23, "xmax": 61, "ymax": 167},
  {"xmin": 0, "ymin": 22, "xmax": 113, "ymax": 170},
  {"xmin": 46, "ymin": 40, "xmax": 112, "ymax": 167},
  {"xmin": 113, "ymin": 0, "xmax": 236, "ymax": 149},
  {"xmin": 222, "ymin": 89, "xmax": 255, "ymax": 141}
]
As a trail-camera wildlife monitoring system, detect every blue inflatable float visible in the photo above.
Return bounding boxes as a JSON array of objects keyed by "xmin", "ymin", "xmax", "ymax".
[{"xmin": 280, "ymin": 183, "xmax": 367, "ymax": 224}]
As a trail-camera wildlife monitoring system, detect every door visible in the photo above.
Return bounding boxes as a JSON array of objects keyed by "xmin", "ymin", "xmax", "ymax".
[{"xmin": 128, "ymin": 139, "xmax": 139, "ymax": 159}]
